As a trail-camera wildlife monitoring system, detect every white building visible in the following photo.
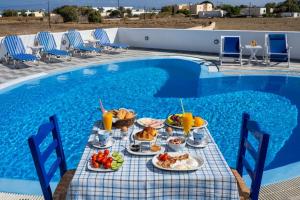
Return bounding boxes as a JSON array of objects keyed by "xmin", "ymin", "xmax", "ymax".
[
  {"xmin": 280, "ymin": 12, "xmax": 300, "ymax": 18},
  {"xmin": 132, "ymin": 9, "xmax": 145, "ymax": 16},
  {"xmin": 198, "ymin": 10, "xmax": 225, "ymax": 18},
  {"xmin": 174, "ymin": 1, "xmax": 214, "ymax": 15},
  {"xmin": 190, "ymin": 1, "xmax": 214, "ymax": 14},
  {"xmin": 240, "ymin": 7, "xmax": 267, "ymax": 17},
  {"xmin": 22, "ymin": 10, "xmax": 44, "ymax": 17}
]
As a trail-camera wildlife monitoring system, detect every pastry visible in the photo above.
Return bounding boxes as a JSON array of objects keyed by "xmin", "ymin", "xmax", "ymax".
[{"xmin": 135, "ymin": 127, "xmax": 158, "ymax": 141}]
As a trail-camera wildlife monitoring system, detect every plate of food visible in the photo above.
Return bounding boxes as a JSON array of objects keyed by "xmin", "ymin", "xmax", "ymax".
[
  {"xmin": 165, "ymin": 114, "xmax": 208, "ymax": 130},
  {"xmin": 136, "ymin": 118, "xmax": 165, "ymax": 129},
  {"xmin": 152, "ymin": 152, "xmax": 204, "ymax": 171},
  {"xmin": 131, "ymin": 127, "xmax": 158, "ymax": 142},
  {"xmin": 107, "ymin": 108, "xmax": 136, "ymax": 128},
  {"xmin": 126, "ymin": 143, "xmax": 165, "ymax": 156},
  {"xmin": 87, "ymin": 150, "xmax": 124, "ymax": 172}
]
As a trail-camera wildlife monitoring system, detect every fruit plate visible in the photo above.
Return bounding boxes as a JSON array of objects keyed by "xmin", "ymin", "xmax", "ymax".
[
  {"xmin": 87, "ymin": 152, "xmax": 124, "ymax": 172},
  {"xmin": 126, "ymin": 145, "xmax": 165, "ymax": 156},
  {"xmin": 152, "ymin": 152, "xmax": 204, "ymax": 171},
  {"xmin": 87, "ymin": 160, "xmax": 115, "ymax": 172},
  {"xmin": 165, "ymin": 119, "xmax": 208, "ymax": 130},
  {"xmin": 131, "ymin": 130, "xmax": 158, "ymax": 143},
  {"xmin": 136, "ymin": 118, "xmax": 165, "ymax": 129}
]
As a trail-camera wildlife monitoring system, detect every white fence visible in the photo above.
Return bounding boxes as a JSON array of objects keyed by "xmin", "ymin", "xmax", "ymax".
[
  {"xmin": 1, "ymin": 27, "xmax": 300, "ymax": 60},
  {"xmin": 117, "ymin": 28, "xmax": 300, "ymax": 59}
]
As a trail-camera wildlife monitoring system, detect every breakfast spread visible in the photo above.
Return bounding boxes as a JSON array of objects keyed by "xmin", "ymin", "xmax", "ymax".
[
  {"xmin": 134, "ymin": 127, "xmax": 158, "ymax": 141},
  {"xmin": 108, "ymin": 109, "xmax": 135, "ymax": 120},
  {"xmin": 156, "ymin": 153, "xmax": 200, "ymax": 170},
  {"xmin": 97, "ymin": 101, "xmax": 205, "ymax": 171},
  {"xmin": 166, "ymin": 114, "xmax": 207, "ymax": 128},
  {"xmin": 90, "ymin": 150, "xmax": 124, "ymax": 171}
]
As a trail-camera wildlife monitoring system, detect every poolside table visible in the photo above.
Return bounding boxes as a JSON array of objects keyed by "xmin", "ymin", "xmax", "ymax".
[
  {"xmin": 245, "ymin": 45, "xmax": 263, "ymax": 64},
  {"xmin": 66, "ymin": 123, "xmax": 239, "ymax": 200}
]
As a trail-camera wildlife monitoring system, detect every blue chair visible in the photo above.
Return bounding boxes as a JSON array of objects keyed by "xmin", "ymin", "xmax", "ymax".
[
  {"xmin": 231, "ymin": 113, "xmax": 270, "ymax": 200},
  {"xmin": 36, "ymin": 32, "xmax": 71, "ymax": 62},
  {"xmin": 93, "ymin": 28, "xmax": 129, "ymax": 50},
  {"xmin": 66, "ymin": 30, "xmax": 102, "ymax": 55},
  {"xmin": 265, "ymin": 33, "xmax": 291, "ymax": 67},
  {"xmin": 2, "ymin": 35, "xmax": 38, "ymax": 67},
  {"xmin": 220, "ymin": 36, "xmax": 243, "ymax": 66},
  {"xmin": 28, "ymin": 115, "xmax": 75, "ymax": 200}
]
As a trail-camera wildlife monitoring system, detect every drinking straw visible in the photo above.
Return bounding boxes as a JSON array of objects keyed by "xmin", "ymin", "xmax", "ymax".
[
  {"xmin": 180, "ymin": 98, "xmax": 185, "ymax": 114},
  {"xmin": 99, "ymin": 99, "xmax": 106, "ymax": 113}
]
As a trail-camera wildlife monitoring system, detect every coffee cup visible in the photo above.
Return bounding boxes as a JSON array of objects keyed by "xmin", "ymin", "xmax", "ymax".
[
  {"xmin": 98, "ymin": 130, "xmax": 110, "ymax": 146},
  {"xmin": 193, "ymin": 129, "xmax": 205, "ymax": 143}
]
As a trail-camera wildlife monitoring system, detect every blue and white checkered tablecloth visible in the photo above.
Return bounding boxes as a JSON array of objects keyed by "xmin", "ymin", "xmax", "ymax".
[{"xmin": 66, "ymin": 123, "xmax": 239, "ymax": 200}]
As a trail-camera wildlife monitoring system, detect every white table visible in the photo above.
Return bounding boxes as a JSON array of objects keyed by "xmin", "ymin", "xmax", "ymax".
[
  {"xmin": 84, "ymin": 39, "xmax": 100, "ymax": 47},
  {"xmin": 66, "ymin": 123, "xmax": 239, "ymax": 200},
  {"xmin": 28, "ymin": 45, "xmax": 44, "ymax": 58},
  {"xmin": 245, "ymin": 45, "xmax": 262, "ymax": 64}
]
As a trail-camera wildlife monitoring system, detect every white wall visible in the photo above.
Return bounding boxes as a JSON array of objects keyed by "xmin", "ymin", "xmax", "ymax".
[
  {"xmin": 0, "ymin": 28, "xmax": 118, "ymax": 58},
  {"xmin": 117, "ymin": 28, "xmax": 300, "ymax": 59},
  {"xmin": 1, "ymin": 27, "xmax": 300, "ymax": 60}
]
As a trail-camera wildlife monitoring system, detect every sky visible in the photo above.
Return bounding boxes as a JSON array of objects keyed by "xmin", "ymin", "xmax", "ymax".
[{"xmin": 0, "ymin": 0, "xmax": 284, "ymax": 10}]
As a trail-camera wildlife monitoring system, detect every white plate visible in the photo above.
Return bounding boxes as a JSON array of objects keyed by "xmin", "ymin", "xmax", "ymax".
[
  {"xmin": 186, "ymin": 135, "xmax": 209, "ymax": 148},
  {"xmin": 87, "ymin": 160, "xmax": 115, "ymax": 172},
  {"xmin": 126, "ymin": 145, "xmax": 165, "ymax": 156},
  {"xmin": 87, "ymin": 153, "xmax": 124, "ymax": 172},
  {"xmin": 91, "ymin": 138, "xmax": 115, "ymax": 149},
  {"xmin": 152, "ymin": 152, "xmax": 204, "ymax": 171},
  {"xmin": 165, "ymin": 120, "xmax": 208, "ymax": 130},
  {"xmin": 131, "ymin": 130, "xmax": 158, "ymax": 143},
  {"xmin": 136, "ymin": 118, "xmax": 165, "ymax": 129}
]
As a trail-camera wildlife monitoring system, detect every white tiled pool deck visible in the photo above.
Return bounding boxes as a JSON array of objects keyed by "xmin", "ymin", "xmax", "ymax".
[
  {"xmin": 0, "ymin": 49, "xmax": 300, "ymax": 86},
  {"xmin": 0, "ymin": 49, "xmax": 299, "ymax": 200}
]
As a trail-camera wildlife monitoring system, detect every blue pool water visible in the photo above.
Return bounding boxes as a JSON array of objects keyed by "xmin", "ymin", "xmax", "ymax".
[{"xmin": 0, "ymin": 57, "xmax": 299, "ymax": 182}]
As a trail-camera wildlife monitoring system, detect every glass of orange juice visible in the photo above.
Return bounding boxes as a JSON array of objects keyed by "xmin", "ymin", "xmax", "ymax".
[
  {"xmin": 103, "ymin": 112, "xmax": 113, "ymax": 132},
  {"xmin": 182, "ymin": 112, "xmax": 194, "ymax": 137}
]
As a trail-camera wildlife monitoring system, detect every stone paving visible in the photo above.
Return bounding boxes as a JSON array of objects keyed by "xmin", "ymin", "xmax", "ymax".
[{"xmin": 0, "ymin": 49, "xmax": 299, "ymax": 86}]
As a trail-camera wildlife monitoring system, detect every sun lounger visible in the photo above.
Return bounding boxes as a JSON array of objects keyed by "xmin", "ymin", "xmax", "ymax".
[
  {"xmin": 93, "ymin": 28, "xmax": 129, "ymax": 50},
  {"xmin": 66, "ymin": 30, "xmax": 102, "ymax": 55},
  {"xmin": 2, "ymin": 35, "xmax": 39, "ymax": 67},
  {"xmin": 36, "ymin": 31, "xmax": 71, "ymax": 61}
]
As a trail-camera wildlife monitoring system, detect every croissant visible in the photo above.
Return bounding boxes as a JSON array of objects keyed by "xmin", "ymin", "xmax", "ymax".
[
  {"xmin": 117, "ymin": 109, "xmax": 127, "ymax": 119},
  {"xmin": 125, "ymin": 112, "xmax": 134, "ymax": 119}
]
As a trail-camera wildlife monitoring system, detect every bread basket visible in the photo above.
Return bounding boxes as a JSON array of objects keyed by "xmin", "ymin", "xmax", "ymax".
[{"xmin": 109, "ymin": 108, "xmax": 136, "ymax": 128}]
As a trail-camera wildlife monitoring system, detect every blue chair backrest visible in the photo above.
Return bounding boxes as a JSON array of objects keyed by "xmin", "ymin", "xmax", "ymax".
[
  {"xmin": 37, "ymin": 32, "xmax": 57, "ymax": 51},
  {"xmin": 66, "ymin": 30, "xmax": 84, "ymax": 48},
  {"xmin": 237, "ymin": 113, "xmax": 270, "ymax": 200},
  {"xmin": 28, "ymin": 115, "xmax": 67, "ymax": 200},
  {"xmin": 223, "ymin": 36, "xmax": 240, "ymax": 53},
  {"xmin": 3, "ymin": 35, "xmax": 26, "ymax": 56},
  {"xmin": 94, "ymin": 28, "xmax": 111, "ymax": 44},
  {"xmin": 268, "ymin": 34, "xmax": 287, "ymax": 53}
]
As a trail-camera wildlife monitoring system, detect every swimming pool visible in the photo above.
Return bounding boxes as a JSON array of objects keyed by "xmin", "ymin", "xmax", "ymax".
[{"xmin": 0, "ymin": 57, "xmax": 299, "ymax": 187}]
